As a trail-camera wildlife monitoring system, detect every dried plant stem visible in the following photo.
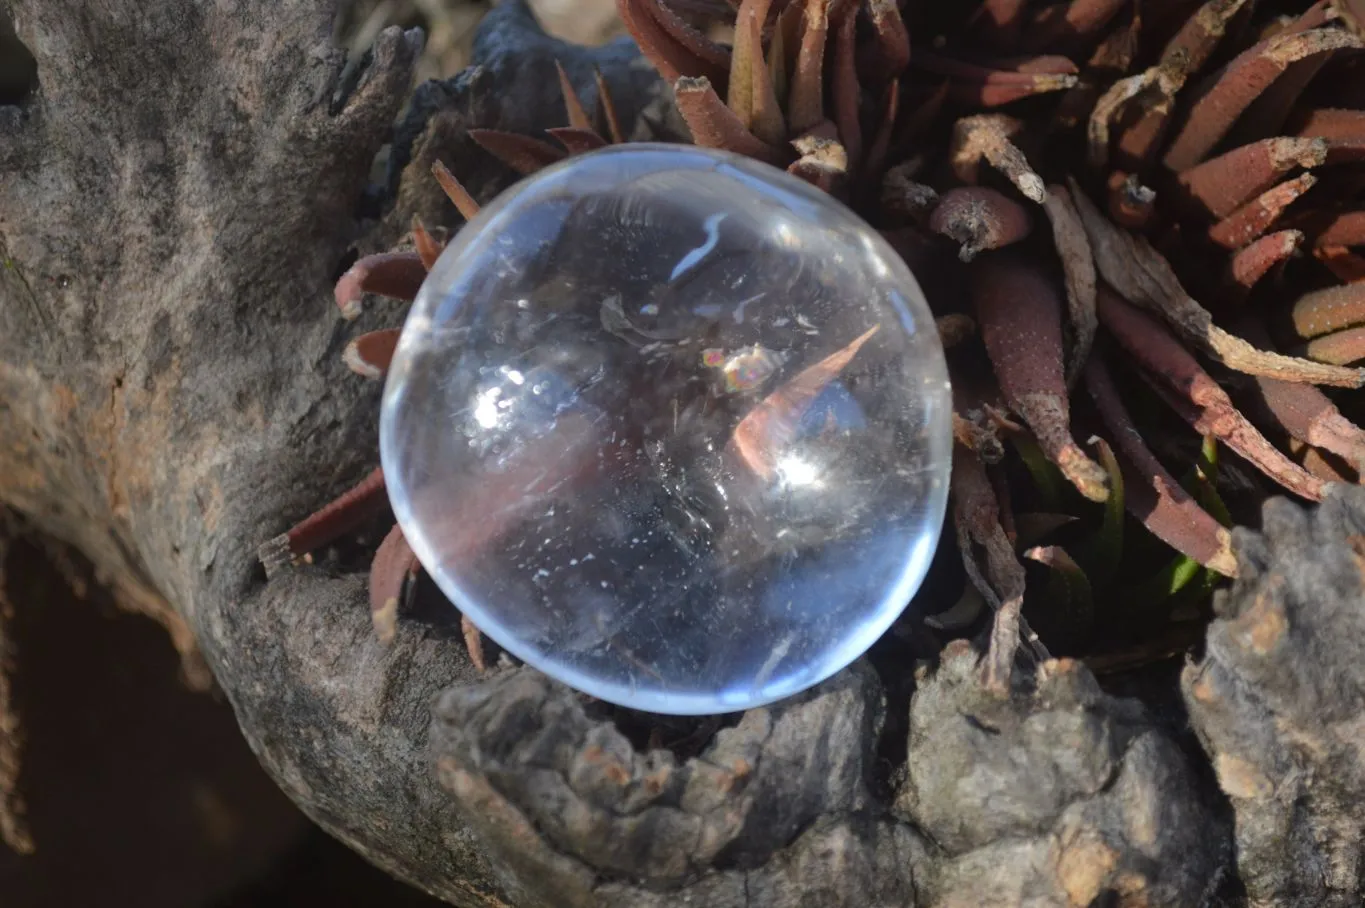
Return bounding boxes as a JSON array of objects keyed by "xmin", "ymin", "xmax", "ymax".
[
  {"xmin": 951, "ymin": 114, "xmax": 1046, "ymax": 202},
  {"xmin": 1042, "ymin": 184, "xmax": 1098, "ymax": 386},
  {"xmin": 1069, "ymin": 178, "xmax": 1364, "ymax": 387},
  {"xmin": 952, "ymin": 445, "xmax": 1047, "ymax": 695}
]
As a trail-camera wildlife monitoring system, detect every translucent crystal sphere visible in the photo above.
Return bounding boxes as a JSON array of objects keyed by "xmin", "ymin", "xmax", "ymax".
[{"xmin": 380, "ymin": 144, "xmax": 951, "ymax": 714}]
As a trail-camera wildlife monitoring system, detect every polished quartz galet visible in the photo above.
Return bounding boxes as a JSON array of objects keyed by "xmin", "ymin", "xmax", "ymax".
[{"xmin": 380, "ymin": 144, "xmax": 952, "ymax": 714}]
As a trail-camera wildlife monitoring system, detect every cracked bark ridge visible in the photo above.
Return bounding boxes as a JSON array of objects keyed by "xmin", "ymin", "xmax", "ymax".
[
  {"xmin": 1184, "ymin": 483, "xmax": 1365, "ymax": 907},
  {"xmin": 429, "ymin": 661, "xmax": 936, "ymax": 908},
  {"xmin": 897, "ymin": 643, "xmax": 1225, "ymax": 907}
]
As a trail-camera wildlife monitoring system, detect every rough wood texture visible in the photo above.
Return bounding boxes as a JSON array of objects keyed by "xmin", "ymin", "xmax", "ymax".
[
  {"xmin": 1185, "ymin": 484, "xmax": 1365, "ymax": 907},
  {"xmin": 0, "ymin": 0, "xmax": 1357, "ymax": 905}
]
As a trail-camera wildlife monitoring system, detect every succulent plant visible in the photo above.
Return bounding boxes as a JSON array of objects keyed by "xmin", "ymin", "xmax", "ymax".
[{"xmin": 265, "ymin": 0, "xmax": 1365, "ymax": 694}]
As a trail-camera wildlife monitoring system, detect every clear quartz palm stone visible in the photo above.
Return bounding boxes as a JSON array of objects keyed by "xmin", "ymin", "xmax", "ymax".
[{"xmin": 380, "ymin": 144, "xmax": 952, "ymax": 715}]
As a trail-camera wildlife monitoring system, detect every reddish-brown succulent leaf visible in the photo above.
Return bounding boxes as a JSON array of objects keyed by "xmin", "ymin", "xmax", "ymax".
[
  {"xmin": 1291, "ymin": 281, "xmax": 1365, "ymax": 338},
  {"xmin": 548, "ymin": 126, "xmax": 610, "ymax": 154},
  {"xmin": 936, "ymin": 313, "xmax": 976, "ymax": 349},
  {"xmin": 1096, "ymin": 289, "xmax": 1327, "ymax": 501},
  {"xmin": 555, "ymin": 59, "xmax": 594, "ymax": 131},
  {"xmin": 1303, "ymin": 326, "xmax": 1365, "ymax": 364},
  {"xmin": 1224, "ymin": 42, "xmax": 1336, "ymax": 150},
  {"xmin": 258, "ymin": 467, "xmax": 389, "ymax": 577},
  {"xmin": 1207, "ymin": 171, "xmax": 1317, "ymax": 248},
  {"xmin": 1236, "ymin": 318, "xmax": 1365, "ymax": 472},
  {"xmin": 593, "ymin": 67, "xmax": 626, "ymax": 144},
  {"xmin": 929, "ymin": 186, "xmax": 1034, "ymax": 261},
  {"xmin": 1162, "ymin": 27, "xmax": 1363, "ymax": 172},
  {"xmin": 831, "ymin": 11, "xmax": 861, "ymax": 169},
  {"xmin": 727, "ymin": 0, "xmax": 773, "ymax": 131},
  {"xmin": 432, "ymin": 159, "xmax": 481, "ymax": 221},
  {"xmin": 1316, "ymin": 245, "xmax": 1365, "ymax": 282},
  {"xmin": 369, "ymin": 524, "xmax": 421, "ymax": 645},
  {"xmin": 880, "ymin": 163, "xmax": 938, "ymax": 223},
  {"xmin": 788, "ymin": 0, "xmax": 830, "ymax": 133},
  {"xmin": 1069, "ymin": 178, "xmax": 1365, "ymax": 386},
  {"xmin": 1021, "ymin": 0, "xmax": 1127, "ymax": 54},
  {"xmin": 1312, "ymin": 208, "xmax": 1365, "ymax": 247},
  {"xmin": 1177, "ymin": 137, "xmax": 1327, "ymax": 220},
  {"xmin": 749, "ymin": 12, "xmax": 788, "ymax": 146},
  {"xmin": 1097, "ymin": 0, "xmax": 1251, "ymax": 171},
  {"xmin": 411, "ymin": 217, "xmax": 444, "ymax": 270},
  {"xmin": 951, "ymin": 445, "xmax": 1046, "ymax": 694},
  {"xmin": 344, "ymin": 328, "xmax": 401, "ymax": 379},
  {"xmin": 638, "ymin": 0, "xmax": 733, "ymax": 71},
  {"xmin": 913, "ymin": 52, "xmax": 1079, "ymax": 107},
  {"xmin": 469, "ymin": 129, "xmax": 568, "ymax": 175},
  {"xmin": 1084, "ymin": 357, "xmax": 1238, "ymax": 576},
  {"xmin": 1088, "ymin": 70, "xmax": 1152, "ymax": 170},
  {"xmin": 1292, "ymin": 106, "xmax": 1365, "ymax": 140},
  {"xmin": 951, "ymin": 114, "xmax": 1046, "ymax": 203},
  {"xmin": 860, "ymin": 0, "xmax": 911, "ymax": 86},
  {"xmin": 1042, "ymin": 184, "xmax": 1098, "ymax": 386},
  {"xmin": 616, "ymin": 0, "xmax": 730, "ymax": 86},
  {"xmin": 675, "ymin": 76, "xmax": 789, "ymax": 164},
  {"xmin": 1106, "ymin": 171, "xmax": 1158, "ymax": 229},
  {"xmin": 1226, "ymin": 229, "xmax": 1304, "ymax": 294},
  {"xmin": 334, "ymin": 252, "xmax": 426, "ymax": 320},
  {"xmin": 973, "ymin": 253, "xmax": 1109, "ymax": 503}
]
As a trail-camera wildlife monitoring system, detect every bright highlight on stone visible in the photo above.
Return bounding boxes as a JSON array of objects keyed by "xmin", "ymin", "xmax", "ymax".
[{"xmin": 380, "ymin": 144, "xmax": 952, "ymax": 715}]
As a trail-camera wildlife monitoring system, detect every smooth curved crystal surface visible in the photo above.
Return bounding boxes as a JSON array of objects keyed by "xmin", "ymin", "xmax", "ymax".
[{"xmin": 380, "ymin": 144, "xmax": 952, "ymax": 714}]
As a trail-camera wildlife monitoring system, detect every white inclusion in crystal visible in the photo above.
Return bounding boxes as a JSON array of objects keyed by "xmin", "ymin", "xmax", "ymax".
[
  {"xmin": 669, "ymin": 212, "xmax": 726, "ymax": 281},
  {"xmin": 640, "ymin": 303, "xmax": 660, "ymax": 316}
]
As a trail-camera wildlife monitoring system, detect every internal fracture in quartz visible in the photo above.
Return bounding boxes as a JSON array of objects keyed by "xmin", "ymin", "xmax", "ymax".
[{"xmin": 377, "ymin": 145, "xmax": 952, "ymax": 714}]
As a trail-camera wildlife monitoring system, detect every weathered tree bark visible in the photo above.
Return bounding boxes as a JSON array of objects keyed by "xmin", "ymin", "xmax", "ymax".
[{"xmin": 1, "ymin": 0, "xmax": 1361, "ymax": 905}]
